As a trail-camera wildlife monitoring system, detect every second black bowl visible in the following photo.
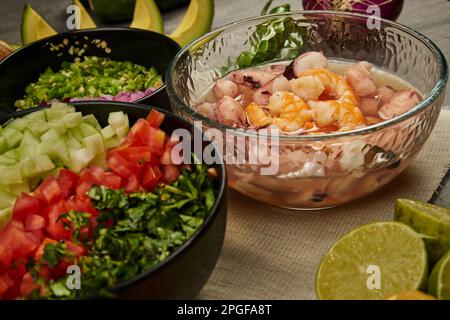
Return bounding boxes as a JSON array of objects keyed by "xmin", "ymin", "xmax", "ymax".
[
  {"xmin": 0, "ymin": 28, "xmax": 181, "ymax": 117},
  {"xmin": 0, "ymin": 101, "xmax": 227, "ymax": 299}
]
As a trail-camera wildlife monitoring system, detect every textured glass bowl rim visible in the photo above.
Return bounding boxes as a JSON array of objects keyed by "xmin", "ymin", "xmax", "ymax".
[{"xmin": 166, "ymin": 11, "xmax": 448, "ymax": 141}]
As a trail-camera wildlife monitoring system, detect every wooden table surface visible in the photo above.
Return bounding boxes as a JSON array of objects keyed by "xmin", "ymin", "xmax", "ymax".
[{"xmin": 1, "ymin": 0, "xmax": 449, "ymax": 105}]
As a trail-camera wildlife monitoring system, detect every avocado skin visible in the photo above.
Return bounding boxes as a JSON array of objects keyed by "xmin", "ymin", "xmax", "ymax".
[{"xmin": 89, "ymin": 0, "xmax": 189, "ymax": 23}]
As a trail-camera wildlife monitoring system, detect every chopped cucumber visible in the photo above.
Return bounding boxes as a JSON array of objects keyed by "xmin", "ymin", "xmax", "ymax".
[
  {"xmin": 40, "ymin": 129, "xmax": 61, "ymax": 142},
  {"xmin": 0, "ymin": 137, "xmax": 7, "ymax": 154},
  {"xmin": 104, "ymin": 136, "xmax": 121, "ymax": 149},
  {"xmin": 37, "ymin": 139, "xmax": 69, "ymax": 163},
  {"xmin": 19, "ymin": 158, "xmax": 41, "ymax": 178},
  {"xmin": 7, "ymin": 182, "xmax": 30, "ymax": 196},
  {"xmin": 28, "ymin": 119, "xmax": 49, "ymax": 136},
  {"xmin": 35, "ymin": 154, "xmax": 55, "ymax": 171},
  {"xmin": 0, "ymin": 191, "xmax": 16, "ymax": 209},
  {"xmin": 0, "ymin": 167, "xmax": 23, "ymax": 185},
  {"xmin": 83, "ymin": 133, "xmax": 104, "ymax": 155},
  {"xmin": 3, "ymin": 149, "xmax": 19, "ymax": 160},
  {"xmin": 17, "ymin": 144, "xmax": 37, "ymax": 158},
  {"xmin": 0, "ymin": 156, "xmax": 17, "ymax": 166},
  {"xmin": 101, "ymin": 125, "xmax": 116, "ymax": 140},
  {"xmin": 8, "ymin": 118, "xmax": 28, "ymax": 132},
  {"xmin": 79, "ymin": 123, "xmax": 99, "ymax": 137},
  {"xmin": 91, "ymin": 152, "xmax": 106, "ymax": 167},
  {"xmin": 67, "ymin": 148, "xmax": 94, "ymax": 172},
  {"xmin": 108, "ymin": 111, "xmax": 127, "ymax": 129},
  {"xmin": 0, "ymin": 207, "xmax": 12, "ymax": 228},
  {"xmin": 21, "ymin": 129, "xmax": 40, "ymax": 146},
  {"xmin": 23, "ymin": 109, "xmax": 46, "ymax": 121},
  {"xmin": 48, "ymin": 120, "xmax": 67, "ymax": 134},
  {"xmin": 83, "ymin": 114, "xmax": 102, "ymax": 131},
  {"xmin": 3, "ymin": 127, "xmax": 23, "ymax": 149},
  {"xmin": 115, "ymin": 125, "xmax": 129, "ymax": 138},
  {"xmin": 65, "ymin": 134, "xmax": 83, "ymax": 149},
  {"xmin": 45, "ymin": 107, "xmax": 69, "ymax": 121},
  {"xmin": 68, "ymin": 127, "xmax": 84, "ymax": 142},
  {"xmin": 63, "ymin": 112, "xmax": 83, "ymax": 128}
]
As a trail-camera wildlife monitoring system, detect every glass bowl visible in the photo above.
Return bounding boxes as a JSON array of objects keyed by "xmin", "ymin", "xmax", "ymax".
[{"xmin": 166, "ymin": 11, "xmax": 448, "ymax": 210}]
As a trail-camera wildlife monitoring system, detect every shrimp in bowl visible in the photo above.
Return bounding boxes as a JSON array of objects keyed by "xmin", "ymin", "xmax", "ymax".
[{"xmin": 188, "ymin": 51, "xmax": 430, "ymax": 209}]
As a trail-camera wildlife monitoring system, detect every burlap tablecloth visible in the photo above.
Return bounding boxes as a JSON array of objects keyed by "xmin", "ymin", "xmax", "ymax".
[{"xmin": 199, "ymin": 109, "xmax": 450, "ymax": 300}]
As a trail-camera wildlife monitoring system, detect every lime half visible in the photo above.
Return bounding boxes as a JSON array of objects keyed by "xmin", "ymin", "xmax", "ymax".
[
  {"xmin": 428, "ymin": 250, "xmax": 450, "ymax": 300},
  {"xmin": 394, "ymin": 199, "xmax": 450, "ymax": 264},
  {"xmin": 316, "ymin": 222, "xmax": 428, "ymax": 300}
]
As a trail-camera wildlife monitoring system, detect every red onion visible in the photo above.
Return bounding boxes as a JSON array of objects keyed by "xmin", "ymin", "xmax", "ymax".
[{"xmin": 302, "ymin": 0, "xmax": 404, "ymax": 21}]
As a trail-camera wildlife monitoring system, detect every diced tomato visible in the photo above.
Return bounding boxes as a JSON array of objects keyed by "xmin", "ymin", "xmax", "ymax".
[
  {"xmin": 58, "ymin": 169, "xmax": 80, "ymax": 199},
  {"xmin": 66, "ymin": 198, "xmax": 98, "ymax": 216},
  {"xmin": 124, "ymin": 175, "xmax": 141, "ymax": 193},
  {"xmin": 107, "ymin": 151, "xmax": 136, "ymax": 178},
  {"xmin": 35, "ymin": 238, "xmax": 58, "ymax": 260},
  {"xmin": 148, "ymin": 127, "xmax": 166, "ymax": 156},
  {"xmin": 46, "ymin": 201, "xmax": 71, "ymax": 240},
  {"xmin": 0, "ymin": 223, "xmax": 38, "ymax": 267},
  {"xmin": 0, "ymin": 273, "xmax": 13, "ymax": 296},
  {"xmin": 34, "ymin": 177, "xmax": 61, "ymax": 205},
  {"xmin": 20, "ymin": 272, "xmax": 39, "ymax": 298},
  {"xmin": 9, "ymin": 220, "xmax": 24, "ymax": 230},
  {"xmin": 160, "ymin": 145, "xmax": 174, "ymax": 165},
  {"xmin": 119, "ymin": 146, "xmax": 152, "ymax": 164},
  {"xmin": 123, "ymin": 119, "xmax": 150, "ymax": 147},
  {"xmin": 146, "ymin": 109, "xmax": 165, "ymax": 127},
  {"xmin": 102, "ymin": 172, "xmax": 122, "ymax": 190},
  {"xmin": 8, "ymin": 261, "xmax": 27, "ymax": 281},
  {"xmin": 29, "ymin": 230, "xmax": 44, "ymax": 246},
  {"xmin": 88, "ymin": 165, "xmax": 105, "ymax": 185},
  {"xmin": 12, "ymin": 193, "xmax": 41, "ymax": 222},
  {"xmin": 141, "ymin": 164, "xmax": 162, "ymax": 191},
  {"xmin": 161, "ymin": 165, "xmax": 180, "ymax": 185},
  {"xmin": 24, "ymin": 214, "xmax": 46, "ymax": 232},
  {"xmin": 76, "ymin": 181, "xmax": 93, "ymax": 201},
  {"xmin": 65, "ymin": 241, "xmax": 85, "ymax": 257}
]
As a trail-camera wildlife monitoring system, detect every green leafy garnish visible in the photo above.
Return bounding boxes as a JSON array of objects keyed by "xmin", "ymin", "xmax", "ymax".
[
  {"xmin": 222, "ymin": 1, "xmax": 306, "ymax": 73},
  {"xmin": 39, "ymin": 164, "xmax": 217, "ymax": 299}
]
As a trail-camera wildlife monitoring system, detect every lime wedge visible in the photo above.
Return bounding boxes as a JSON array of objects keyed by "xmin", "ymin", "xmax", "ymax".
[
  {"xmin": 73, "ymin": 0, "xmax": 97, "ymax": 29},
  {"xmin": 316, "ymin": 222, "xmax": 428, "ymax": 300},
  {"xmin": 21, "ymin": 3, "xmax": 57, "ymax": 45},
  {"xmin": 394, "ymin": 199, "xmax": 450, "ymax": 264},
  {"xmin": 129, "ymin": 0, "xmax": 164, "ymax": 33},
  {"xmin": 386, "ymin": 291, "xmax": 435, "ymax": 300},
  {"xmin": 428, "ymin": 250, "xmax": 450, "ymax": 299}
]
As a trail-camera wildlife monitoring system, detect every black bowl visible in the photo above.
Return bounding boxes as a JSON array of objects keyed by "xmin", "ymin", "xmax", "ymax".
[
  {"xmin": 0, "ymin": 101, "xmax": 227, "ymax": 299},
  {"xmin": 0, "ymin": 28, "xmax": 181, "ymax": 117}
]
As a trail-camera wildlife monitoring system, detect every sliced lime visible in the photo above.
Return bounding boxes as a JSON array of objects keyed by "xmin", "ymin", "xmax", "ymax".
[
  {"xmin": 394, "ymin": 199, "xmax": 450, "ymax": 264},
  {"xmin": 428, "ymin": 250, "xmax": 450, "ymax": 300},
  {"xmin": 316, "ymin": 222, "xmax": 428, "ymax": 300}
]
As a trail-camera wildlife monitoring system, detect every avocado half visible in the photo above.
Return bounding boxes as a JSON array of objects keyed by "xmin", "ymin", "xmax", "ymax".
[
  {"xmin": 21, "ymin": 3, "xmax": 57, "ymax": 45},
  {"xmin": 170, "ymin": 0, "xmax": 214, "ymax": 47}
]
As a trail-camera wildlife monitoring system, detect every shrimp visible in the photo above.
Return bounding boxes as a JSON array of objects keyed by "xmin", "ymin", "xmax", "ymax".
[
  {"xmin": 246, "ymin": 92, "xmax": 313, "ymax": 132},
  {"xmin": 293, "ymin": 69, "xmax": 365, "ymax": 131},
  {"xmin": 253, "ymin": 75, "xmax": 291, "ymax": 106},
  {"xmin": 378, "ymin": 89, "xmax": 421, "ymax": 120},
  {"xmin": 345, "ymin": 62, "xmax": 378, "ymax": 97},
  {"xmin": 291, "ymin": 51, "xmax": 328, "ymax": 78}
]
